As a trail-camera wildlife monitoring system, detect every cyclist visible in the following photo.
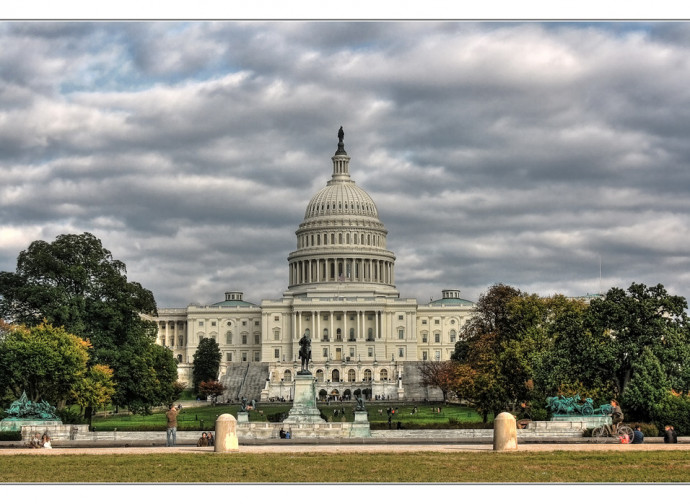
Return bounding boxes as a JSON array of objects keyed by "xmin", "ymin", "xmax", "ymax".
[{"xmin": 610, "ymin": 399, "xmax": 623, "ymax": 433}]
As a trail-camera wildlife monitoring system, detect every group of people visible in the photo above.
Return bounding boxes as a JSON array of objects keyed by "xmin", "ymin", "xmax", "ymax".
[
  {"xmin": 664, "ymin": 425, "xmax": 678, "ymax": 443},
  {"xmin": 196, "ymin": 431, "xmax": 214, "ymax": 447},
  {"xmin": 278, "ymin": 428, "xmax": 291, "ymax": 439},
  {"xmin": 29, "ymin": 432, "xmax": 52, "ymax": 449}
]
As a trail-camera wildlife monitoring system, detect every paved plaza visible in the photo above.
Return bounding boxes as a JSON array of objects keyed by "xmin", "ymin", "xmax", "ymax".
[{"xmin": 1, "ymin": 440, "xmax": 688, "ymax": 456}]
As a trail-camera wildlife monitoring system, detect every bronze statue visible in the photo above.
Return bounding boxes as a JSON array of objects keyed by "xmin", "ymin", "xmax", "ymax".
[
  {"xmin": 5, "ymin": 391, "xmax": 59, "ymax": 420},
  {"xmin": 355, "ymin": 395, "xmax": 366, "ymax": 412},
  {"xmin": 298, "ymin": 330, "xmax": 312, "ymax": 374},
  {"xmin": 338, "ymin": 126, "xmax": 344, "ymax": 143}
]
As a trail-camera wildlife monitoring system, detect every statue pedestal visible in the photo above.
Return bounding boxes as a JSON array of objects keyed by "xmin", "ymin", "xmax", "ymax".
[
  {"xmin": 283, "ymin": 374, "xmax": 325, "ymax": 424},
  {"xmin": 350, "ymin": 410, "xmax": 371, "ymax": 437},
  {"xmin": 237, "ymin": 412, "xmax": 249, "ymax": 423}
]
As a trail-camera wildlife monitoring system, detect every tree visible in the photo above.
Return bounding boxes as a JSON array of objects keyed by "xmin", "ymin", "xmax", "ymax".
[
  {"xmin": 0, "ymin": 232, "xmax": 178, "ymax": 413},
  {"xmin": 418, "ymin": 360, "xmax": 458, "ymax": 402},
  {"xmin": 0, "ymin": 322, "xmax": 90, "ymax": 406},
  {"xmin": 198, "ymin": 380, "xmax": 226, "ymax": 403},
  {"xmin": 587, "ymin": 283, "xmax": 690, "ymax": 399},
  {"xmin": 71, "ymin": 363, "xmax": 116, "ymax": 426},
  {"xmin": 192, "ymin": 337, "xmax": 222, "ymax": 394}
]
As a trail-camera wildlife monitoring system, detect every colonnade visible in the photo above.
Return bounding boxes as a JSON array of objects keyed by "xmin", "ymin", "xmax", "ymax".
[
  {"xmin": 291, "ymin": 309, "xmax": 381, "ymax": 343},
  {"xmin": 289, "ymin": 257, "xmax": 394, "ymax": 286}
]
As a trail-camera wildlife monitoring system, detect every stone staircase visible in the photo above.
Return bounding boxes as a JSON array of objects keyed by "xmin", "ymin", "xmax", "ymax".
[
  {"xmin": 401, "ymin": 363, "xmax": 444, "ymax": 401},
  {"xmin": 221, "ymin": 363, "xmax": 269, "ymax": 402}
]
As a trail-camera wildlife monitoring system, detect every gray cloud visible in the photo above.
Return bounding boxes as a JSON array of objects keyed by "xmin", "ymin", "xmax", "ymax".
[{"xmin": 1, "ymin": 21, "xmax": 690, "ymax": 309}]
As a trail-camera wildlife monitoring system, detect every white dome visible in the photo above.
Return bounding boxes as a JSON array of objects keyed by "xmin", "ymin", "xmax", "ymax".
[{"xmin": 305, "ymin": 181, "xmax": 378, "ymax": 219}]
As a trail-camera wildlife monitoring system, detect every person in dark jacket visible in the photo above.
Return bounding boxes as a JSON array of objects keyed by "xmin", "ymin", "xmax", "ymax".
[
  {"xmin": 631, "ymin": 426, "xmax": 644, "ymax": 444},
  {"xmin": 664, "ymin": 425, "xmax": 678, "ymax": 443}
]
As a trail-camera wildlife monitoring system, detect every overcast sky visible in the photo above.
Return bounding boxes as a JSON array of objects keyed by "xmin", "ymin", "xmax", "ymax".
[{"xmin": 1, "ymin": 21, "xmax": 689, "ymax": 309}]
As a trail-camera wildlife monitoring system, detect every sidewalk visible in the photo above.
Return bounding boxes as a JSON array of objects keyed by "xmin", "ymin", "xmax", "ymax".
[{"xmin": 1, "ymin": 439, "xmax": 687, "ymax": 456}]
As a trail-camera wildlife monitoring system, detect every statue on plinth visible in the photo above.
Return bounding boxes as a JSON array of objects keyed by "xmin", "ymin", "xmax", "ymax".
[
  {"xmin": 5, "ymin": 391, "xmax": 60, "ymax": 421},
  {"xmin": 298, "ymin": 330, "xmax": 312, "ymax": 375},
  {"xmin": 355, "ymin": 395, "xmax": 366, "ymax": 412}
]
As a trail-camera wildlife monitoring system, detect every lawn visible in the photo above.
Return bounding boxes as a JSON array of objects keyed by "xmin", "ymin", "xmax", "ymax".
[
  {"xmin": 90, "ymin": 402, "xmax": 489, "ymax": 431},
  {"xmin": 1, "ymin": 450, "xmax": 689, "ymax": 482}
]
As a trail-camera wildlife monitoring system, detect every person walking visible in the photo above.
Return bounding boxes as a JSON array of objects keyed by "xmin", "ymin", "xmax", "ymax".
[{"xmin": 166, "ymin": 404, "xmax": 181, "ymax": 447}]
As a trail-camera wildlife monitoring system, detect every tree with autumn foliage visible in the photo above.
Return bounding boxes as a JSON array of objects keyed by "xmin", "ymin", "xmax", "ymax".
[
  {"xmin": 417, "ymin": 360, "xmax": 458, "ymax": 402},
  {"xmin": 198, "ymin": 380, "xmax": 226, "ymax": 403}
]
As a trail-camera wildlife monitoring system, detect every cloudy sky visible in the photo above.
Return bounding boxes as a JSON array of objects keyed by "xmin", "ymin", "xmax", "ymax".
[{"xmin": 1, "ymin": 21, "xmax": 690, "ymax": 309}]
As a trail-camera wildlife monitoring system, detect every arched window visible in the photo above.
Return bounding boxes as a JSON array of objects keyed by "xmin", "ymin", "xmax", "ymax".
[
  {"xmin": 363, "ymin": 369, "xmax": 372, "ymax": 381},
  {"xmin": 284, "ymin": 370, "xmax": 292, "ymax": 382},
  {"xmin": 450, "ymin": 330, "xmax": 456, "ymax": 343},
  {"xmin": 336, "ymin": 328, "xmax": 342, "ymax": 341},
  {"xmin": 323, "ymin": 328, "xmax": 329, "ymax": 341},
  {"xmin": 316, "ymin": 369, "xmax": 324, "ymax": 382},
  {"xmin": 380, "ymin": 369, "xmax": 388, "ymax": 381},
  {"xmin": 226, "ymin": 331, "xmax": 233, "ymax": 344},
  {"xmin": 367, "ymin": 328, "xmax": 373, "ymax": 341},
  {"xmin": 332, "ymin": 369, "xmax": 340, "ymax": 382},
  {"xmin": 349, "ymin": 328, "xmax": 355, "ymax": 341},
  {"xmin": 348, "ymin": 369, "xmax": 356, "ymax": 382}
]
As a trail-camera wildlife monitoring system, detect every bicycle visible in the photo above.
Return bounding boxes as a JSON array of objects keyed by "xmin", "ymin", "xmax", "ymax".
[{"xmin": 592, "ymin": 422, "xmax": 634, "ymax": 443}]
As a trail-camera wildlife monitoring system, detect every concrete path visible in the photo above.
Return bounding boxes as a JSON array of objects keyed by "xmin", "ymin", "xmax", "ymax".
[{"xmin": 1, "ymin": 442, "xmax": 688, "ymax": 456}]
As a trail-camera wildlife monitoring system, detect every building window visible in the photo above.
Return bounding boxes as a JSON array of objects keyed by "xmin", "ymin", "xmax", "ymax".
[
  {"xmin": 227, "ymin": 321, "xmax": 232, "ymax": 326},
  {"xmin": 422, "ymin": 351, "xmax": 428, "ymax": 361},
  {"xmin": 323, "ymin": 328, "xmax": 329, "ymax": 341},
  {"xmin": 380, "ymin": 369, "xmax": 388, "ymax": 381},
  {"xmin": 226, "ymin": 332, "xmax": 233, "ymax": 344},
  {"xmin": 364, "ymin": 369, "xmax": 372, "ymax": 381},
  {"xmin": 242, "ymin": 352, "xmax": 247, "ymax": 362},
  {"xmin": 323, "ymin": 348, "xmax": 328, "ymax": 358},
  {"xmin": 349, "ymin": 328, "xmax": 355, "ymax": 341},
  {"xmin": 255, "ymin": 321, "xmax": 260, "ymax": 326},
  {"xmin": 274, "ymin": 316, "xmax": 280, "ymax": 321},
  {"xmin": 274, "ymin": 348, "xmax": 280, "ymax": 359},
  {"xmin": 422, "ymin": 320, "xmax": 427, "ymax": 325},
  {"xmin": 211, "ymin": 321, "xmax": 216, "ymax": 327},
  {"xmin": 350, "ymin": 315, "xmax": 355, "ymax": 321},
  {"xmin": 226, "ymin": 353, "xmax": 233, "ymax": 362},
  {"xmin": 422, "ymin": 332, "xmax": 428, "ymax": 343},
  {"xmin": 242, "ymin": 321, "xmax": 247, "ymax": 326},
  {"xmin": 254, "ymin": 333, "xmax": 260, "ymax": 344},
  {"xmin": 349, "ymin": 347, "xmax": 355, "ymax": 358},
  {"xmin": 367, "ymin": 315, "xmax": 373, "ymax": 321},
  {"xmin": 398, "ymin": 328, "xmax": 404, "ymax": 340},
  {"xmin": 435, "ymin": 351, "xmax": 441, "ymax": 361},
  {"xmin": 398, "ymin": 315, "xmax": 403, "ymax": 320},
  {"xmin": 367, "ymin": 328, "xmax": 373, "ymax": 341},
  {"xmin": 198, "ymin": 321, "xmax": 204, "ymax": 327},
  {"xmin": 368, "ymin": 347, "xmax": 373, "ymax": 357},
  {"xmin": 398, "ymin": 348, "xmax": 404, "ymax": 358},
  {"xmin": 336, "ymin": 315, "xmax": 341, "ymax": 321},
  {"xmin": 274, "ymin": 329, "xmax": 280, "ymax": 341},
  {"xmin": 241, "ymin": 334, "xmax": 247, "ymax": 345},
  {"xmin": 323, "ymin": 314, "xmax": 329, "ymax": 321},
  {"xmin": 435, "ymin": 319, "xmax": 440, "ymax": 325},
  {"xmin": 348, "ymin": 369, "xmax": 356, "ymax": 382},
  {"xmin": 434, "ymin": 333, "xmax": 441, "ymax": 343},
  {"xmin": 450, "ymin": 330, "xmax": 456, "ymax": 343},
  {"xmin": 254, "ymin": 351, "xmax": 260, "ymax": 362}
]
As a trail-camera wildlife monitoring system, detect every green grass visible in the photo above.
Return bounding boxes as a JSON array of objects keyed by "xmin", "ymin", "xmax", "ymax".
[
  {"xmin": 1, "ymin": 451, "xmax": 689, "ymax": 482},
  {"xmin": 90, "ymin": 402, "xmax": 488, "ymax": 431}
]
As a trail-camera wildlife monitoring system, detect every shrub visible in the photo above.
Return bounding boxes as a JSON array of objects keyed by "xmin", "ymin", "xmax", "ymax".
[
  {"xmin": 0, "ymin": 430, "xmax": 22, "ymax": 441},
  {"xmin": 629, "ymin": 422, "xmax": 658, "ymax": 438},
  {"xmin": 653, "ymin": 393, "xmax": 690, "ymax": 435},
  {"xmin": 56, "ymin": 408, "xmax": 86, "ymax": 424}
]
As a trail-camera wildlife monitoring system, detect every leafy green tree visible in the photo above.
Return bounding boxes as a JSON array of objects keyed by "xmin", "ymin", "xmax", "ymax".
[
  {"xmin": 71, "ymin": 363, "xmax": 116, "ymax": 425},
  {"xmin": 0, "ymin": 322, "xmax": 89, "ymax": 406},
  {"xmin": 192, "ymin": 337, "xmax": 221, "ymax": 394},
  {"xmin": 0, "ymin": 232, "xmax": 178, "ymax": 413},
  {"xmin": 587, "ymin": 283, "xmax": 690, "ymax": 398}
]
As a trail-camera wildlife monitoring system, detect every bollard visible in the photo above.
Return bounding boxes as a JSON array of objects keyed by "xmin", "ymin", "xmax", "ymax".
[
  {"xmin": 214, "ymin": 414, "xmax": 239, "ymax": 453},
  {"xmin": 493, "ymin": 412, "xmax": 518, "ymax": 451}
]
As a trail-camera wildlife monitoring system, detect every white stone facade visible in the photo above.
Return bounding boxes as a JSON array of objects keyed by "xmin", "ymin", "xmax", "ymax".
[{"xmin": 155, "ymin": 130, "xmax": 475, "ymax": 397}]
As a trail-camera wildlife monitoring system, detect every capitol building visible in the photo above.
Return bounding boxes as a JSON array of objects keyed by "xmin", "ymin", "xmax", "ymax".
[{"xmin": 155, "ymin": 129, "xmax": 476, "ymax": 401}]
